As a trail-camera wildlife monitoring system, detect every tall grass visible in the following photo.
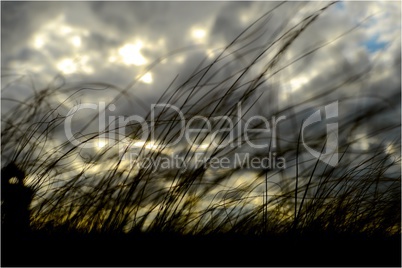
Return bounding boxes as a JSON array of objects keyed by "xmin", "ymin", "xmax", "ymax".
[{"xmin": 1, "ymin": 2, "xmax": 400, "ymax": 238}]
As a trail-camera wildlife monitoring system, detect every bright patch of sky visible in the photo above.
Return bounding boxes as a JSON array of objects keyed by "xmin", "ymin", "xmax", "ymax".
[{"xmin": 118, "ymin": 42, "xmax": 148, "ymax": 66}]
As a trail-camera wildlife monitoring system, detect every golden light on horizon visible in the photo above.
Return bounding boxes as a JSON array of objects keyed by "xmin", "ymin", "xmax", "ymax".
[
  {"xmin": 353, "ymin": 134, "xmax": 370, "ymax": 151},
  {"xmin": 98, "ymin": 141, "xmax": 107, "ymax": 148},
  {"xmin": 132, "ymin": 140, "xmax": 158, "ymax": 150},
  {"xmin": 385, "ymin": 142, "xmax": 396, "ymax": 156}
]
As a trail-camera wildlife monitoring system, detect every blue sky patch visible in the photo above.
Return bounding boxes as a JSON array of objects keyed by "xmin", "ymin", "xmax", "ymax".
[
  {"xmin": 363, "ymin": 34, "xmax": 388, "ymax": 53},
  {"xmin": 335, "ymin": 1, "xmax": 345, "ymax": 10}
]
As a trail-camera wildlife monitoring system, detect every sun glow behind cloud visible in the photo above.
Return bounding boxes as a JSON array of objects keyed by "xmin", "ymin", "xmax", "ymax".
[
  {"xmin": 191, "ymin": 27, "xmax": 208, "ymax": 43},
  {"xmin": 192, "ymin": 28, "xmax": 206, "ymax": 40},
  {"xmin": 118, "ymin": 42, "xmax": 148, "ymax": 66},
  {"xmin": 56, "ymin": 56, "xmax": 93, "ymax": 75},
  {"xmin": 139, "ymin": 72, "xmax": 153, "ymax": 84},
  {"xmin": 34, "ymin": 35, "xmax": 46, "ymax": 49},
  {"xmin": 288, "ymin": 76, "xmax": 309, "ymax": 92},
  {"xmin": 71, "ymin": 36, "xmax": 82, "ymax": 47},
  {"xmin": 57, "ymin": 58, "xmax": 77, "ymax": 74}
]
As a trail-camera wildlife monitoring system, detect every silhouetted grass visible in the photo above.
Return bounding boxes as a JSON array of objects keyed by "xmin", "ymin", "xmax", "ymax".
[{"xmin": 2, "ymin": 2, "xmax": 400, "ymax": 266}]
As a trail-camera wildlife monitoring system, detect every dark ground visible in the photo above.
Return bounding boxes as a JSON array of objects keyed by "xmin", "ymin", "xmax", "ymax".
[{"xmin": 2, "ymin": 229, "xmax": 401, "ymax": 267}]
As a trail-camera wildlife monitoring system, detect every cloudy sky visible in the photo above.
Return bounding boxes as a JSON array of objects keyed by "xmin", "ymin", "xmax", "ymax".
[
  {"xmin": 1, "ymin": 1, "xmax": 401, "ymax": 160},
  {"xmin": 2, "ymin": 1, "xmax": 400, "ymax": 100}
]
